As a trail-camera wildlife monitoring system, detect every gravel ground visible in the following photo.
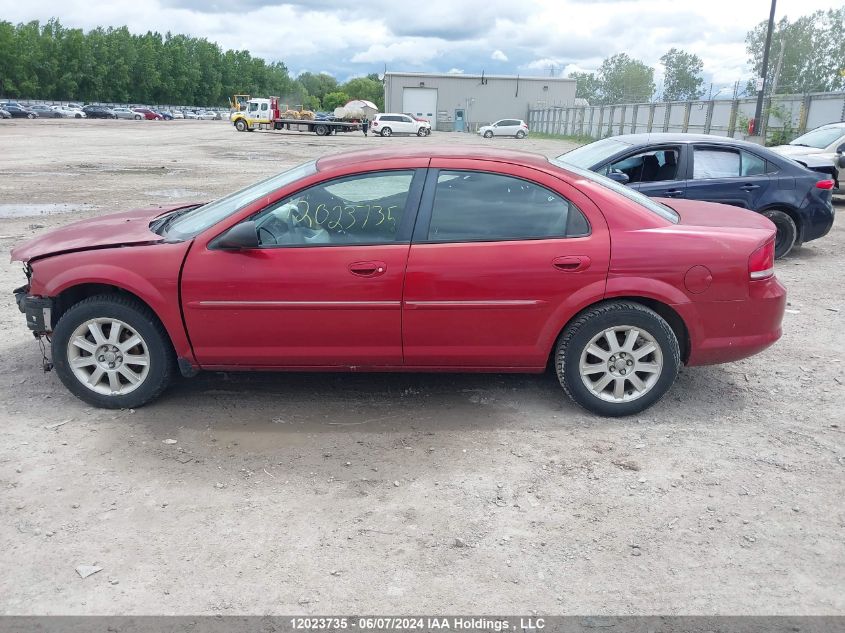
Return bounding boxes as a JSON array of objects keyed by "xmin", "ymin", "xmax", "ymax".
[{"xmin": 0, "ymin": 119, "xmax": 843, "ymax": 615}]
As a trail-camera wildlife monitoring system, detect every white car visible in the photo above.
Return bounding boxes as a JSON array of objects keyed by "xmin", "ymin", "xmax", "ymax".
[
  {"xmin": 371, "ymin": 113, "xmax": 428, "ymax": 137},
  {"xmin": 183, "ymin": 110, "xmax": 199, "ymax": 120},
  {"xmin": 770, "ymin": 122, "xmax": 845, "ymax": 192},
  {"xmin": 478, "ymin": 119, "xmax": 529, "ymax": 139},
  {"xmin": 51, "ymin": 105, "xmax": 86, "ymax": 119},
  {"xmin": 196, "ymin": 110, "xmax": 216, "ymax": 120},
  {"xmin": 171, "ymin": 110, "xmax": 184, "ymax": 119}
]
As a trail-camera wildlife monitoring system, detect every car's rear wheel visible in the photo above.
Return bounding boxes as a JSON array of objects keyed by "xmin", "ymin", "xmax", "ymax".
[
  {"xmin": 52, "ymin": 295, "xmax": 175, "ymax": 409},
  {"xmin": 380, "ymin": 127, "xmax": 392, "ymax": 137},
  {"xmin": 27, "ymin": 113, "xmax": 35, "ymax": 119},
  {"xmin": 762, "ymin": 209, "xmax": 797, "ymax": 259},
  {"xmin": 516, "ymin": 130, "xmax": 526, "ymax": 139},
  {"xmin": 555, "ymin": 301, "xmax": 680, "ymax": 417},
  {"xmin": 134, "ymin": 114, "xmax": 142, "ymax": 120},
  {"xmin": 483, "ymin": 130, "xmax": 493, "ymax": 138}
]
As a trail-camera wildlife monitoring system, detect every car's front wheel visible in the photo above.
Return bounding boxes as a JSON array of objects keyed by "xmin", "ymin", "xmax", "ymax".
[
  {"xmin": 235, "ymin": 118, "xmax": 248, "ymax": 132},
  {"xmin": 762, "ymin": 209, "xmax": 797, "ymax": 259},
  {"xmin": 555, "ymin": 301, "xmax": 680, "ymax": 417},
  {"xmin": 417, "ymin": 127, "xmax": 426, "ymax": 136},
  {"xmin": 52, "ymin": 295, "xmax": 175, "ymax": 409},
  {"xmin": 483, "ymin": 130, "xmax": 493, "ymax": 138}
]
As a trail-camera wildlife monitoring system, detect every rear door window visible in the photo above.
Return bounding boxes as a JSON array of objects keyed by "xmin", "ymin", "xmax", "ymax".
[
  {"xmin": 693, "ymin": 148, "xmax": 741, "ymax": 179},
  {"xmin": 425, "ymin": 170, "xmax": 589, "ymax": 242}
]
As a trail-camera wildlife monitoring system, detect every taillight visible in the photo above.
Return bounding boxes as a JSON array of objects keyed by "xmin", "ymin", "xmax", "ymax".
[
  {"xmin": 372, "ymin": 121, "xmax": 379, "ymax": 126},
  {"xmin": 749, "ymin": 239, "xmax": 775, "ymax": 280},
  {"xmin": 815, "ymin": 179, "xmax": 835, "ymax": 190}
]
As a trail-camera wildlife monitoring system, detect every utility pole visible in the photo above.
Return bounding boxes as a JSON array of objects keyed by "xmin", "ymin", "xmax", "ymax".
[{"xmin": 752, "ymin": 0, "xmax": 777, "ymax": 140}]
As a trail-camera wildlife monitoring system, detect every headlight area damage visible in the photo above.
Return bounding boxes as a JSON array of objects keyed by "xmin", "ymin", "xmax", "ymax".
[{"xmin": 14, "ymin": 265, "xmax": 56, "ymax": 371}]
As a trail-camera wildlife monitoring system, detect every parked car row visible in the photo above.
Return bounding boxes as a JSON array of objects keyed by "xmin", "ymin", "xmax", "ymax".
[{"xmin": 0, "ymin": 101, "xmax": 224, "ymax": 121}]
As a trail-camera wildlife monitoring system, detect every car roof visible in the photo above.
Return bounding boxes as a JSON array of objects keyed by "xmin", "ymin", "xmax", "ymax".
[
  {"xmin": 602, "ymin": 132, "xmax": 775, "ymax": 150},
  {"xmin": 316, "ymin": 146, "xmax": 552, "ymax": 171}
]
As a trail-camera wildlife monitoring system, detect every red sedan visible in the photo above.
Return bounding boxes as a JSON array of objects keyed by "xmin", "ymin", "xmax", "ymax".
[
  {"xmin": 132, "ymin": 108, "xmax": 162, "ymax": 120},
  {"xmin": 11, "ymin": 147, "xmax": 785, "ymax": 416}
]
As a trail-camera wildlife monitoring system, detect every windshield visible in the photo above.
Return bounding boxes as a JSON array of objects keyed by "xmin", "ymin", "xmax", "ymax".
[
  {"xmin": 790, "ymin": 126, "xmax": 845, "ymax": 149},
  {"xmin": 550, "ymin": 158, "xmax": 679, "ymax": 223},
  {"xmin": 555, "ymin": 138, "xmax": 633, "ymax": 169},
  {"xmin": 165, "ymin": 160, "xmax": 318, "ymax": 240}
]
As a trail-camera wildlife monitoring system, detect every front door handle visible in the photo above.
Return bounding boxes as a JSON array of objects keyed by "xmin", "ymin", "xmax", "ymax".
[
  {"xmin": 348, "ymin": 261, "xmax": 386, "ymax": 277},
  {"xmin": 741, "ymin": 183, "xmax": 761, "ymax": 190},
  {"xmin": 663, "ymin": 188, "xmax": 684, "ymax": 197},
  {"xmin": 552, "ymin": 255, "xmax": 591, "ymax": 272}
]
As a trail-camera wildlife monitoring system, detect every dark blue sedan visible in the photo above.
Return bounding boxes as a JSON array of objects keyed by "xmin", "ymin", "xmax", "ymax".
[{"xmin": 556, "ymin": 133, "xmax": 836, "ymax": 258}]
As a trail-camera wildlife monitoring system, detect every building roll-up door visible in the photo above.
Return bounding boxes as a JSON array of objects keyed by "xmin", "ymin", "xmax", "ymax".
[{"xmin": 402, "ymin": 88, "xmax": 437, "ymax": 126}]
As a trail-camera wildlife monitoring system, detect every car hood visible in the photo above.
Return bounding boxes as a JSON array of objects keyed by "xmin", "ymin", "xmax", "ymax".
[{"xmin": 10, "ymin": 204, "xmax": 197, "ymax": 263}]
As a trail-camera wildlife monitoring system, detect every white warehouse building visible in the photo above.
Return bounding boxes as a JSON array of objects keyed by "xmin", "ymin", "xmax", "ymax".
[{"xmin": 383, "ymin": 71, "xmax": 577, "ymax": 132}]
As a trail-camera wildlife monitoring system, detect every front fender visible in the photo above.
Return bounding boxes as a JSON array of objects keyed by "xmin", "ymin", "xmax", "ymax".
[{"xmin": 29, "ymin": 243, "xmax": 195, "ymax": 362}]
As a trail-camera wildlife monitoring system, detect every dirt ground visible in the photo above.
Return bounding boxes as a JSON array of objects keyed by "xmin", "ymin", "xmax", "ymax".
[{"xmin": 0, "ymin": 119, "xmax": 843, "ymax": 615}]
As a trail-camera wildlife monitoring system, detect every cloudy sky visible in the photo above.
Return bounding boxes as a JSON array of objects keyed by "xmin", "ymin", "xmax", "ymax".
[{"xmin": 0, "ymin": 0, "xmax": 839, "ymax": 90}]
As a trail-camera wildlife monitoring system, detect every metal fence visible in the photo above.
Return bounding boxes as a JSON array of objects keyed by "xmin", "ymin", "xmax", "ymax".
[{"xmin": 528, "ymin": 91, "xmax": 845, "ymax": 142}]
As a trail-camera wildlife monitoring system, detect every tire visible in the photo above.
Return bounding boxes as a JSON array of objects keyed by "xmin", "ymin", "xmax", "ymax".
[
  {"xmin": 516, "ymin": 130, "xmax": 526, "ymax": 139},
  {"xmin": 27, "ymin": 113, "xmax": 35, "ymax": 119},
  {"xmin": 425, "ymin": 128, "xmax": 431, "ymax": 136},
  {"xmin": 134, "ymin": 114, "xmax": 142, "ymax": 120},
  {"xmin": 51, "ymin": 295, "xmax": 175, "ymax": 409},
  {"xmin": 483, "ymin": 130, "xmax": 493, "ymax": 138},
  {"xmin": 75, "ymin": 114, "xmax": 81, "ymax": 118},
  {"xmin": 761, "ymin": 209, "xmax": 797, "ymax": 259},
  {"xmin": 380, "ymin": 127, "xmax": 392, "ymax": 137},
  {"xmin": 314, "ymin": 124, "xmax": 328, "ymax": 136},
  {"xmin": 555, "ymin": 301, "xmax": 680, "ymax": 417},
  {"xmin": 235, "ymin": 118, "xmax": 248, "ymax": 132},
  {"xmin": 417, "ymin": 127, "xmax": 425, "ymax": 136}
]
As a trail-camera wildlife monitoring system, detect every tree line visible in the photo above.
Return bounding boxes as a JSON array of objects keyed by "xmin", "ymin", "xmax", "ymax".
[
  {"xmin": 0, "ymin": 18, "xmax": 385, "ymax": 110},
  {"xmin": 569, "ymin": 7, "xmax": 844, "ymax": 105}
]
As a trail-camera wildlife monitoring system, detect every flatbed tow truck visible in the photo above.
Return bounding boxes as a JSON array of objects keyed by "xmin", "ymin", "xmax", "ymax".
[{"xmin": 230, "ymin": 96, "xmax": 360, "ymax": 136}]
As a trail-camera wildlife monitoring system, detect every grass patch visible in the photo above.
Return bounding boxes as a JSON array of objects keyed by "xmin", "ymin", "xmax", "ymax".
[{"xmin": 530, "ymin": 132, "xmax": 596, "ymax": 144}]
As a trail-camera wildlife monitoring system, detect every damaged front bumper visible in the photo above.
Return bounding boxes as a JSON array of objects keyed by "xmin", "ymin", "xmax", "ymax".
[{"xmin": 14, "ymin": 285, "xmax": 54, "ymax": 334}]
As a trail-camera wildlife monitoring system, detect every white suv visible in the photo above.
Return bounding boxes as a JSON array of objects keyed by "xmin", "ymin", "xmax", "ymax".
[
  {"xmin": 478, "ymin": 119, "xmax": 529, "ymax": 139},
  {"xmin": 371, "ymin": 113, "xmax": 427, "ymax": 137}
]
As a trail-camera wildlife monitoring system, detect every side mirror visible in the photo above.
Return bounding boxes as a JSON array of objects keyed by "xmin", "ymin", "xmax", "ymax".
[
  {"xmin": 608, "ymin": 170, "xmax": 630, "ymax": 185},
  {"xmin": 213, "ymin": 220, "xmax": 259, "ymax": 250},
  {"xmin": 838, "ymin": 154, "xmax": 845, "ymax": 169},
  {"xmin": 836, "ymin": 143, "xmax": 845, "ymax": 154}
]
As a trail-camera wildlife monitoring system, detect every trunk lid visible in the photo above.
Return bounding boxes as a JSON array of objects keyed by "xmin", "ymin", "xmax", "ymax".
[{"xmin": 658, "ymin": 198, "xmax": 776, "ymax": 231}]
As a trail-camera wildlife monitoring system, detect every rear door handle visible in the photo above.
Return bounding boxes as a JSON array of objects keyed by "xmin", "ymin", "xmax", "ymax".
[
  {"xmin": 552, "ymin": 255, "xmax": 591, "ymax": 272},
  {"xmin": 348, "ymin": 261, "xmax": 386, "ymax": 277},
  {"xmin": 741, "ymin": 184, "xmax": 760, "ymax": 190},
  {"xmin": 663, "ymin": 189, "xmax": 684, "ymax": 197}
]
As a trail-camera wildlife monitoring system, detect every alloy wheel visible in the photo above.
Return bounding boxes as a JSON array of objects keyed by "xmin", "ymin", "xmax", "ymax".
[
  {"xmin": 578, "ymin": 325, "xmax": 663, "ymax": 403},
  {"xmin": 67, "ymin": 318, "xmax": 150, "ymax": 395}
]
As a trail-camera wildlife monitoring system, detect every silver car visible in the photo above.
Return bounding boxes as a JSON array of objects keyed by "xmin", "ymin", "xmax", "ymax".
[
  {"xmin": 112, "ymin": 107, "xmax": 143, "ymax": 120},
  {"xmin": 770, "ymin": 122, "xmax": 845, "ymax": 191}
]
